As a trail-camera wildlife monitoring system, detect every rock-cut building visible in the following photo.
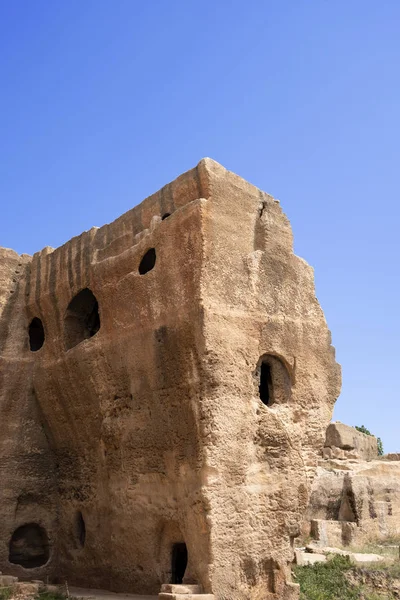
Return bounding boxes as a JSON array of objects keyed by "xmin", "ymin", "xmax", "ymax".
[{"xmin": 0, "ymin": 160, "xmax": 341, "ymax": 600}]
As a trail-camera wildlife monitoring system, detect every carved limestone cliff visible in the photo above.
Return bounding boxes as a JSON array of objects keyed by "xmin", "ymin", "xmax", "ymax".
[{"xmin": 0, "ymin": 160, "xmax": 340, "ymax": 599}]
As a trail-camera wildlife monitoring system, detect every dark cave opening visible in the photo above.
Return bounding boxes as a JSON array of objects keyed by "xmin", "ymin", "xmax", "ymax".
[{"xmin": 171, "ymin": 543, "xmax": 187, "ymax": 584}]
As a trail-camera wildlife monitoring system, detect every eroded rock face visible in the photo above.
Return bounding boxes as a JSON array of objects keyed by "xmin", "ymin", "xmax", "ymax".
[
  {"xmin": 0, "ymin": 160, "xmax": 340, "ymax": 599},
  {"xmin": 306, "ymin": 457, "xmax": 400, "ymax": 548},
  {"xmin": 324, "ymin": 422, "xmax": 378, "ymax": 461},
  {"xmin": 305, "ymin": 424, "xmax": 400, "ymax": 550}
]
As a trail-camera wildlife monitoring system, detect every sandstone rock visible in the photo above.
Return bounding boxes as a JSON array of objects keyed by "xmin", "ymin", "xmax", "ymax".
[
  {"xmin": 14, "ymin": 582, "xmax": 40, "ymax": 595},
  {"xmin": 306, "ymin": 545, "xmax": 387, "ymax": 564},
  {"xmin": 385, "ymin": 453, "xmax": 400, "ymax": 461},
  {"xmin": 0, "ymin": 159, "xmax": 340, "ymax": 599},
  {"xmin": 45, "ymin": 585, "xmax": 62, "ymax": 593},
  {"xmin": 347, "ymin": 569, "xmax": 400, "ymax": 599},
  {"xmin": 159, "ymin": 595, "xmax": 214, "ymax": 600},
  {"xmin": 0, "ymin": 575, "xmax": 18, "ymax": 586},
  {"xmin": 305, "ymin": 544, "xmax": 349, "ymax": 556},
  {"xmin": 294, "ymin": 550, "xmax": 327, "ymax": 565},
  {"xmin": 350, "ymin": 553, "xmax": 387, "ymax": 564},
  {"xmin": 305, "ymin": 457, "xmax": 400, "ymax": 547},
  {"xmin": 325, "ymin": 423, "xmax": 377, "ymax": 461},
  {"xmin": 161, "ymin": 584, "xmax": 202, "ymax": 594},
  {"xmin": 310, "ymin": 519, "xmax": 358, "ymax": 548}
]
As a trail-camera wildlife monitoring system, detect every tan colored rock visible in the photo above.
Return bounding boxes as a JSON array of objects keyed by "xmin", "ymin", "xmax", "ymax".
[
  {"xmin": 325, "ymin": 423, "xmax": 378, "ymax": 461},
  {"xmin": 0, "ymin": 160, "xmax": 340, "ymax": 599},
  {"xmin": 14, "ymin": 581, "xmax": 40, "ymax": 595},
  {"xmin": 294, "ymin": 550, "xmax": 327, "ymax": 566},
  {"xmin": 159, "ymin": 595, "xmax": 214, "ymax": 600},
  {"xmin": 306, "ymin": 457, "xmax": 400, "ymax": 547},
  {"xmin": 350, "ymin": 552, "xmax": 387, "ymax": 564},
  {"xmin": 306, "ymin": 545, "xmax": 387, "ymax": 564},
  {"xmin": 310, "ymin": 519, "xmax": 358, "ymax": 548},
  {"xmin": 161, "ymin": 584, "xmax": 203, "ymax": 594},
  {"xmin": 347, "ymin": 569, "xmax": 400, "ymax": 599},
  {"xmin": 385, "ymin": 453, "xmax": 400, "ymax": 461},
  {"xmin": 0, "ymin": 575, "xmax": 18, "ymax": 586}
]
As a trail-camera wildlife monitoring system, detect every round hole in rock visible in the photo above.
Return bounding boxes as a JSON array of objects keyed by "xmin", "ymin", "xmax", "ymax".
[
  {"xmin": 76, "ymin": 511, "xmax": 86, "ymax": 547},
  {"xmin": 64, "ymin": 288, "xmax": 100, "ymax": 350},
  {"xmin": 138, "ymin": 248, "xmax": 156, "ymax": 275},
  {"xmin": 161, "ymin": 213, "xmax": 171, "ymax": 220},
  {"xmin": 9, "ymin": 523, "xmax": 49, "ymax": 568},
  {"xmin": 28, "ymin": 318, "xmax": 45, "ymax": 352}
]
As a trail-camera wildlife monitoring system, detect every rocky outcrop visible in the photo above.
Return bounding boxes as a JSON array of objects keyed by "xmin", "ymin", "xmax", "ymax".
[
  {"xmin": 323, "ymin": 422, "xmax": 378, "ymax": 461},
  {"xmin": 386, "ymin": 454, "xmax": 400, "ymax": 461},
  {"xmin": 347, "ymin": 568, "xmax": 400, "ymax": 599},
  {"xmin": 304, "ymin": 424, "xmax": 400, "ymax": 549},
  {"xmin": 305, "ymin": 454, "xmax": 400, "ymax": 548},
  {"xmin": 0, "ymin": 160, "xmax": 340, "ymax": 599}
]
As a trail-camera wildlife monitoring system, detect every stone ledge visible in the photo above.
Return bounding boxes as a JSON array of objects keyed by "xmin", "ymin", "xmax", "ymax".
[
  {"xmin": 160, "ymin": 585, "xmax": 202, "ymax": 594},
  {"xmin": 158, "ymin": 595, "xmax": 214, "ymax": 600}
]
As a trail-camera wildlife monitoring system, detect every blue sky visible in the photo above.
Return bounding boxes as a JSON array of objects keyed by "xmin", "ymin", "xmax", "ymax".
[{"xmin": 1, "ymin": 1, "xmax": 399, "ymax": 451}]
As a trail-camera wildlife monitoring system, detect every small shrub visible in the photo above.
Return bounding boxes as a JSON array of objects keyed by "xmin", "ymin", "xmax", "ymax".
[
  {"xmin": 293, "ymin": 555, "xmax": 359, "ymax": 600},
  {"xmin": 0, "ymin": 588, "xmax": 13, "ymax": 600},
  {"xmin": 34, "ymin": 592, "xmax": 69, "ymax": 600},
  {"xmin": 293, "ymin": 554, "xmax": 396, "ymax": 600}
]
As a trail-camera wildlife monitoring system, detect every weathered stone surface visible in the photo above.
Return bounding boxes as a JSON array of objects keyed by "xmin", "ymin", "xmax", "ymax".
[
  {"xmin": 159, "ymin": 595, "xmax": 214, "ymax": 600},
  {"xmin": 305, "ymin": 457, "xmax": 400, "ymax": 547},
  {"xmin": 160, "ymin": 584, "xmax": 202, "ymax": 594},
  {"xmin": 305, "ymin": 545, "xmax": 387, "ymax": 564},
  {"xmin": 14, "ymin": 581, "xmax": 40, "ymax": 595},
  {"xmin": 0, "ymin": 575, "xmax": 18, "ymax": 585},
  {"xmin": 325, "ymin": 423, "xmax": 378, "ymax": 461},
  {"xmin": 385, "ymin": 453, "xmax": 400, "ymax": 461},
  {"xmin": 294, "ymin": 551, "xmax": 326, "ymax": 566},
  {"xmin": 0, "ymin": 160, "xmax": 340, "ymax": 599},
  {"xmin": 347, "ymin": 569, "xmax": 400, "ymax": 599}
]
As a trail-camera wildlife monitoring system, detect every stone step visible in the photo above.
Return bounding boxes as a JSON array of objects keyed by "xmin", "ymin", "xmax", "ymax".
[
  {"xmin": 159, "ymin": 595, "xmax": 214, "ymax": 600},
  {"xmin": 160, "ymin": 584, "xmax": 203, "ymax": 594},
  {"xmin": 0, "ymin": 575, "xmax": 18, "ymax": 586}
]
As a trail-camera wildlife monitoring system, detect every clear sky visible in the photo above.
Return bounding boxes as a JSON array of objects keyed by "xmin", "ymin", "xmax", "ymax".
[{"xmin": 1, "ymin": 1, "xmax": 399, "ymax": 451}]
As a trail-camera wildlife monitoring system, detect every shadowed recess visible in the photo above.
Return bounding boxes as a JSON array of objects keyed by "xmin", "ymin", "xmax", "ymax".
[
  {"xmin": 9, "ymin": 523, "xmax": 49, "ymax": 568},
  {"xmin": 64, "ymin": 288, "xmax": 100, "ymax": 350},
  {"xmin": 139, "ymin": 248, "xmax": 156, "ymax": 275},
  {"xmin": 255, "ymin": 354, "xmax": 292, "ymax": 406},
  {"xmin": 171, "ymin": 543, "xmax": 187, "ymax": 584},
  {"xmin": 76, "ymin": 511, "xmax": 86, "ymax": 547},
  {"xmin": 259, "ymin": 362, "xmax": 273, "ymax": 406},
  {"xmin": 28, "ymin": 317, "xmax": 45, "ymax": 351}
]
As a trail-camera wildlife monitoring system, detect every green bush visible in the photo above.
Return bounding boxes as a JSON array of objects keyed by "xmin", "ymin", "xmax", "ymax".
[
  {"xmin": 293, "ymin": 554, "xmax": 396, "ymax": 600},
  {"xmin": 293, "ymin": 555, "xmax": 359, "ymax": 600},
  {"xmin": 0, "ymin": 588, "xmax": 13, "ymax": 600}
]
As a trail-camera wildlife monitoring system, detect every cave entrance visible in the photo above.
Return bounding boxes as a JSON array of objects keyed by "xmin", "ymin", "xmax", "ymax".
[
  {"xmin": 9, "ymin": 523, "xmax": 49, "ymax": 568},
  {"xmin": 171, "ymin": 543, "xmax": 187, "ymax": 584},
  {"xmin": 28, "ymin": 318, "xmax": 45, "ymax": 352},
  {"xmin": 138, "ymin": 248, "xmax": 156, "ymax": 275},
  {"xmin": 76, "ymin": 511, "xmax": 86, "ymax": 547},
  {"xmin": 259, "ymin": 361, "xmax": 273, "ymax": 405},
  {"xmin": 64, "ymin": 288, "xmax": 100, "ymax": 350}
]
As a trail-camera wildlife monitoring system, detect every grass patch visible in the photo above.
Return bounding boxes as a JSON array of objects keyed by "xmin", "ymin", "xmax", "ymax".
[
  {"xmin": 349, "ymin": 541, "xmax": 400, "ymax": 559},
  {"xmin": 0, "ymin": 588, "xmax": 13, "ymax": 600},
  {"xmin": 293, "ymin": 554, "xmax": 397, "ymax": 600},
  {"xmin": 293, "ymin": 555, "xmax": 359, "ymax": 600},
  {"xmin": 358, "ymin": 560, "xmax": 400, "ymax": 579},
  {"xmin": 34, "ymin": 592, "xmax": 69, "ymax": 600}
]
